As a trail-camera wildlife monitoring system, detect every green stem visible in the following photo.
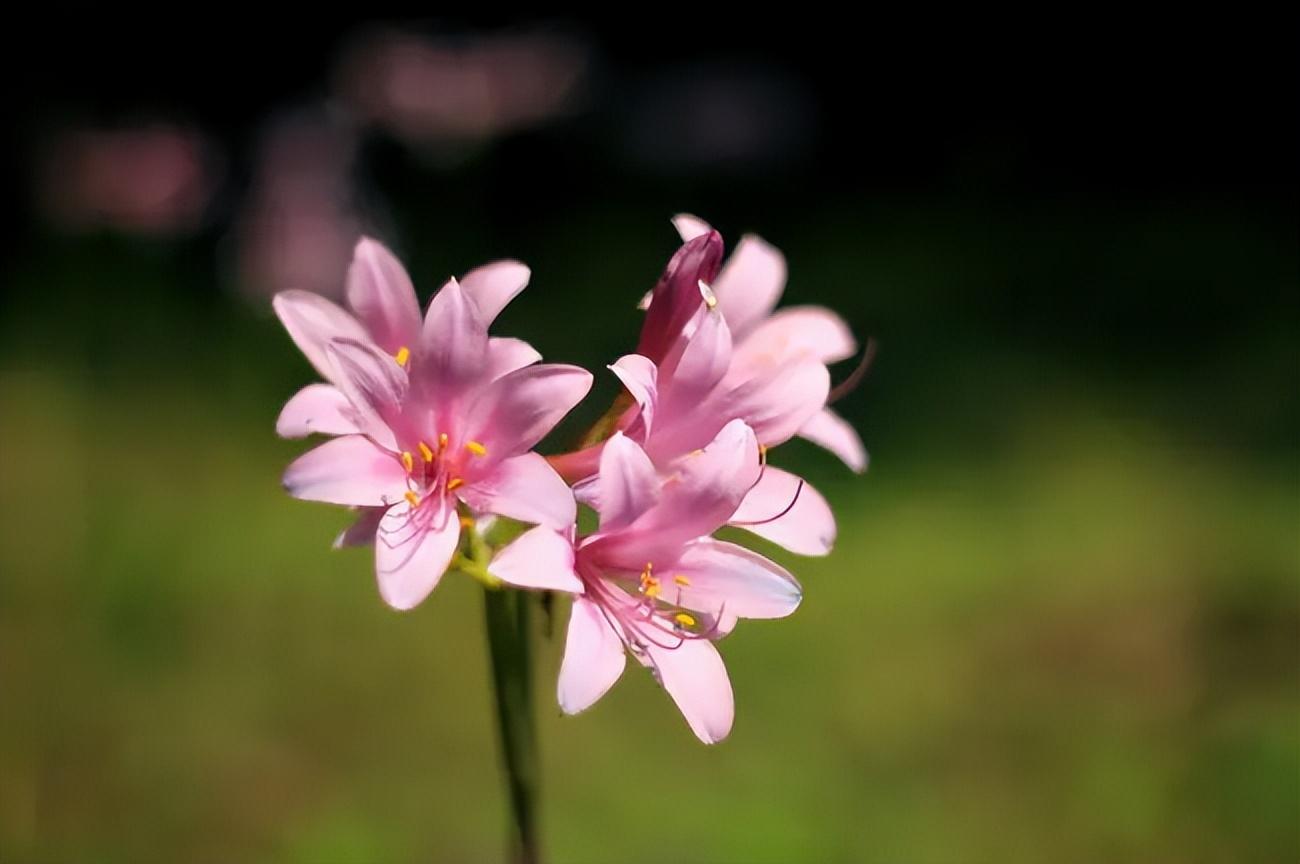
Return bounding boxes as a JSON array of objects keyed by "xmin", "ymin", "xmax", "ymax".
[{"xmin": 483, "ymin": 586, "xmax": 540, "ymax": 864}]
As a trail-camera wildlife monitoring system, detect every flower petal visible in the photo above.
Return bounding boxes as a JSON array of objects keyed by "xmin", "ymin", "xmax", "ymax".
[
  {"xmin": 557, "ymin": 597, "xmax": 627, "ymax": 715},
  {"xmin": 272, "ymin": 290, "xmax": 370, "ymax": 382},
  {"xmin": 486, "ymin": 337, "xmax": 542, "ymax": 380},
  {"xmin": 670, "ymin": 538, "xmax": 803, "ymax": 618},
  {"xmin": 489, "ymin": 525, "xmax": 582, "ymax": 592},
  {"xmin": 642, "ymin": 638, "xmax": 734, "ymax": 744},
  {"xmin": 735, "ymin": 305, "xmax": 856, "ymax": 366},
  {"xmin": 798, "ymin": 408, "xmax": 868, "ymax": 473},
  {"xmin": 333, "ymin": 507, "xmax": 386, "ymax": 548},
  {"xmin": 420, "ymin": 277, "xmax": 489, "ymax": 398},
  {"xmin": 276, "ymin": 383, "xmax": 360, "ymax": 438},
  {"xmin": 636, "ymin": 231, "xmax": 724, "ymax": 364},
  {"xmin": 731, "ymin": 467, "xmax": 836, "ymax": 556},
  {"xmin": 346, "ymin": 237, "xmax": 422, "ymax": 355},
  {"xmin": 465, "ymin": 364, "xmax": 593, "ymax": 459},
  {"xmin": 460, "ymin": 260, "xmax": 530, "ymax": 324},
  {"xmin": 608, "ymin": 354, "xmax": 658, "ymax": 438},
  {"xmin": 671, "ymin": 212, "xmax": 713, "ymax": 241},
  {"xmin": 459, "ymin": 452, "xmax": 576, "ymax": 530},
  {"xmin": 595, "ymin": 432, "xmax": 661, "ymax": 532},
  {"xmin": 720, "ymin": 359, "xmax": 829, "ymax": 449},
  {"xmin": 282, "ymin": 435, "xmax": 407, "ymax": 506},
  {"xmin": 375, "ymin": 497, "xmax": 459, "ymax": 610},
  {"xmin": 326, "ymin": 339, "xmax": 407, "ymax": 451},
  {"xmin": 658, "ymin": 307, "xmax": 732, "ymax": 413},
  {"xmin": 710, "ymin": 234, "xmax": 786, "ymax": 341}
]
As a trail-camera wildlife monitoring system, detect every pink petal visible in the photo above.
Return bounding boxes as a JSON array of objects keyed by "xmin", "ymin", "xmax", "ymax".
[
  {"xmin": 671, "ymin": 212, "xmax": 713, "ymax": 241},
  {"xmin": 671, "ymin": 538, "xmax": 803, "ymax": 618},
  {"xmin": 420, "ymin": 277, "xmax": 489, "ymax": 396},
  {"xmin": 720, "ymin": 359, "xmax": 829, "ymax": 449},
  {"xmin": 272, "ymin": 290, "xmax": 370, "ymax": 382},
  {"xmin": 346, "ymin": 237, "xmax": 422, "ymax": 355},
  {"xmin": 325, "ymin": 339, "xmax": 407, "ymax": 451},
  {"xmin": 735, "ymin": 305, "xmax": 856, "ymax": 366},
  {"xmin": 636, "ymin": 232, "xmax": 724, "ymax": 364},
  {"xmin": 658, "ymin": 307, "xmax": 733, "ymax": 412},
  {"xmin": 641, "ymin": 637, "xmax": 734, "ymax": 744},
  {"xmin": 276, "ymin": 383, "xmax": 360, "ymax": 438},
  {"xmin": 458, "ymin": 453, "xmax": 576, "ymax": 531},
  {"xmin": 710, "ymin": 234, "xmax": 786, "ymax": 342},
  {"xmin": 465, "ymin": 364, "xmax": 593, "ymax": 459},
  {"xmin": 282, "ymin": 435, "xmax": 408, "ymax": 506},
  {"xmin": 608, "ymin": 354, "xmax": 658, "ymax": 438},
  {"xmin": 557, "ymin": 597, "xmax": 627, "ymax": 715},
  {"xmin": 460, "ymin": 260, "xmax": 530, "ymax": 324},
  {"xmin": 548, "ymin": 445, "xmax": 603, "ymax": 485},
  {"xmin": 731, "ymin": 467, "xmax": 836, "ymax": 556},
  {"xmin": 489, "ymin": 525, "xmax": 582, "ymax": 592},
  {"xmin": 595, "ymin": 420, "xmax": 759, "ymax": 566},
  {"xmin": 333, "ymin": 507, "xmax": 386, "ymax": 548},
  {"xmin": 799, "ymin": 408, "xmax": 868, "ymax": 473},
  {"xmin": 375, "ymin": 497, "xmax": 460, "ymax": 610},
  {"xmin": 595, "ymin": 432, "xmax": 661, "ymax": 532},
  {"xmin": 486, "ymin": 337, "xmax": 542, "ymax": 380}
]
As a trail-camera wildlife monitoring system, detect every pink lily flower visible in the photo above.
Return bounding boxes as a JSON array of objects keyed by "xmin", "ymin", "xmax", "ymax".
[
  {"xmin": 279, "ymin": 267, "xmax": 593, "ymax": 611},
  {"xmin": 671, "ymin": 213, "xmax": 867, "ymax": 473},
  {"xmin": 489, "ymin": 421, "xmax": 801, "ymax": 743},
  {"xmin": 273, "ymin": 235, "xmax": 541, "ymax": 440}
]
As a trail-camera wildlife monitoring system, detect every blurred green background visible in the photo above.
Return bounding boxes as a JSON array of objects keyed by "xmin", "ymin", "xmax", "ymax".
[{"xmin": 1, "ymin": 15, "xmax": 1296, "ymax": 864}]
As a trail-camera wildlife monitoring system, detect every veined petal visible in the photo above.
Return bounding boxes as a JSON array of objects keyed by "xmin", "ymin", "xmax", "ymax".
[
  {"xmin": 273, "ymin": 290, "xmax": 370, "ymax": 382},
  {"xmin": 595, "ymin": 433, "xmax": 661, "ymax": 532},
  {"xmin": 375, "ymin": 497, "xmax": 459, "ymax": 610},
  {"xmin": 489, "ymin": 525, "xmax": 582, "ymax": 592},
  {"xmin": 799, "ymin": 408, "xmax": 868, "ymax": 473},
  {"xmin": 283, "ymin": 435, "xmax": 408, "ymax": 506},
  {"xmin": 459, "ymin": 453, "xmax": 576, "ymax": 531},
  {"xmin": 710, "ymin": 234, "xmax": 786, "ymax": 341},
  {"xmin": 486, "ymin": 337, "xmax": 542, "ymax": 380},
  {"xmin": 326, "ymin": 339, "xmax": 407, "ymax": 451},
  {"xmin": 276, "ymin": 383, "xmax": 360, "ymax": 438},
  {"xmin": 346, "ymin": 237, "xmax": 422, "ymax": 355},
  {"xmin": 333, "ymin": 506, "xmax": 386, "ymax": 549},
  {"xmin": 465, "ymin": 364, "xmax": 593, "ymax": 459},
  {"xmin": 420, "ymin": 277, "xmax": 489, "ymax": 397},
  {"xmin": 672, "ymin": 212, "xmax": 713, "ymax": 241},
  {"xmin": 558, "ymin": 597, "xmax": 627, "ymax": 714},
  {"xmin": 731, "ymin": 467, "xmax": 836, "ymax": 556},
  {"xmin": 735, "ymin": 305, "xmax": 856, "ymax": 367},
  {"xmin": 642, "ymin": 637, "xmax": 733, "ymax": 744},
  {"xmin": 671, "ymin": 538, "xmax": 803, "ymax": 618},
  {"xmin": 460, "ymin": 260, "xmax": 530, "ymax": 324}
]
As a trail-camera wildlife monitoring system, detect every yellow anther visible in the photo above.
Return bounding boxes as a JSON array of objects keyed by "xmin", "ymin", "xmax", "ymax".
[
  {"xmin": 438, "ymin": 432, "xmax": 449, "ymax": 451},
  {"xmin": 465, "ymin": 440, "xmax": 488, "ymax": 457},
  {"xmin": 674, "ymin": 612, "xmax": 696, "ymax": 628},
  {"xmin": 446, "ymin": 477, "xmax": 464, "ymax": 491},
  {"xmin": 404, "ymin": 490, "xmax": 421, "ymax": 508},
  {"xmin": 674, "ymin": 574, "xmax": 691, "ymax": 586},
  {"xmin": 645, "ymin": 584, "xmax": 662, "ymax": 599},
  {"xmin": 400, "ymin": 451, "xmax": 415, "ymax": 474},
  {"xmin": 418, "ymin": 441, "xmax": 435, "ymax": 463},
  {"xmin": 394, "ymin": 346, "xmax": 411, "ymax": 367}
]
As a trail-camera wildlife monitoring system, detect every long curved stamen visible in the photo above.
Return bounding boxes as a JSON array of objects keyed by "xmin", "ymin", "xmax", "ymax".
[
  {"xmin": 731, "ymin": 478, "xmax": 805, "ymax": 526},
  {"xmin": 828, "ymin": 336, "xmax": 878, "ymax": 405}
]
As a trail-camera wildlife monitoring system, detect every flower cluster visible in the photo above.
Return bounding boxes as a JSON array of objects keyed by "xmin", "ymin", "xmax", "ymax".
[{"xmin": 275, "ymin": 217, "xmax": 865, "ymax": 743}]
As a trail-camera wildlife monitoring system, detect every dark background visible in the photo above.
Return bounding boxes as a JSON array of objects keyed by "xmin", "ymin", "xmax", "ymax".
[{"xmin": 1, "ymin": 14, "xmax": 1295, "ymax": 863}]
